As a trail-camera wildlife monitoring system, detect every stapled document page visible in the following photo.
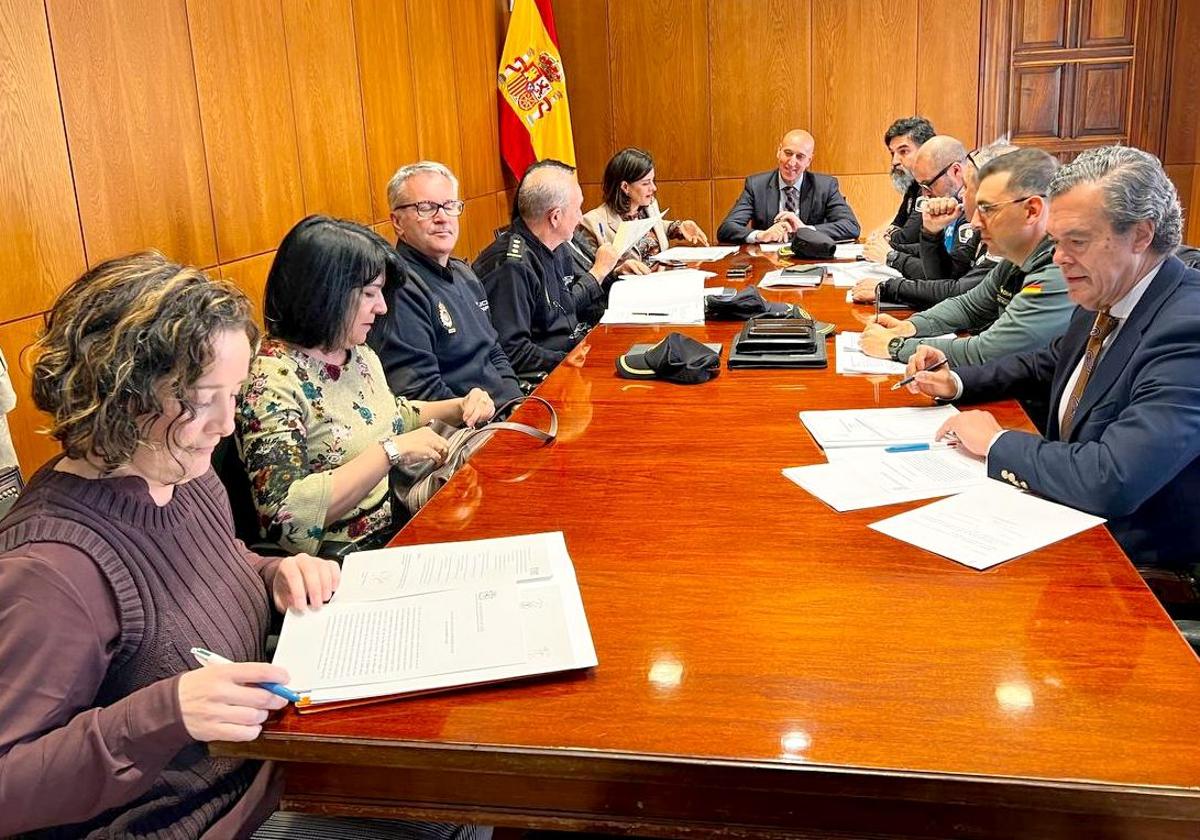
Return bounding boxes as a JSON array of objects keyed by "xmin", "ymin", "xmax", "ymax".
[
  {"xmin": 823, "ymin": 262, "xmax": 903, "ymax": 287},
  {"xmin": 612, "ymin": 210, "xmax": 665, "ymax": 256},
  {"xmin": 868, "ymin": 481, "xmax": 1106, "ymax": 569},
  {"xmin": 783, "ymin": 446, "xmax": 988, "ymax": 511},
  {"xmin": 799, "ymin": 405, "xmax": 961, "ymax": 449},
  {"xmin": 650, "ymin": 245, "xmax": 739, "ymax": 263},
  {"xmin": 600, "ymin": 270, "xmax": 709, "ymax": 324},
  {"xmin": 759, "ymin": 266, "xmax": 825, "ymax": 288},
  {"xmin": 834, "ymin": 332, "xmax": 957, "ymax": 377},
  {"xmin": 834, "ymin": 243, "xmax": 865, "ymax": 259},
  {"xmin": 271, "ymin": 532, "xmax": 597, "ymax": 708}
]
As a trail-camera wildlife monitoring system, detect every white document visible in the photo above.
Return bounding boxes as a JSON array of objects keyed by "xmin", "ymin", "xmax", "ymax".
[
  {"xmin": 799, "ymin": 405, "xmax": 960, "ymax": 449},
  {"xmin": 271, "ymin": 532, "xmax": 598, "ymax": 706},
  {"xmin": 336, "ymin": 532, "xmax": 556, "ymax": 602},
  {"xmin": 835, "ymin": 332, "xmax": 906, "ymax": 375},
  {"xmin": 600, "ymin": 271, "xmax": 708, "ymax": 324},
  {"xmin": 758, "ymin": 242, "xmax": 787, "ymax": 253},
  {"xmin": 834, "ymin": 243, "xmax": 865, "ymax": 259},
  {"xmin": 651, "ymin": 245, "xmax": 739, "ymax": 263},
  {"xmin": 759, "ymin": 266, "xmax": 824, "ymax": 288},
  {"xmin": 868, "ymin": 481, "xmax": 1106, "ymax": 570},
  {"xmin": 783, "ymin": 446, "xmax": 988, "ymax": 511},
  {"xmin": 612, "ymin": 210, "xmax": 664, "ymax": 256},
  {"xmin": 823, "ymin": 262, "xmax": 903, "ymax": 287}
]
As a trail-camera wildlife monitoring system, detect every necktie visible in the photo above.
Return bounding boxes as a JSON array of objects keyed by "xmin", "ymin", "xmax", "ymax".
[
  {"xmin": 783, "ymin": 185, "xmax": 798, "ymax": 215},
  {"xmin": 1059, "ymin": 309, "xmax": 1119, "ymax": 438}
]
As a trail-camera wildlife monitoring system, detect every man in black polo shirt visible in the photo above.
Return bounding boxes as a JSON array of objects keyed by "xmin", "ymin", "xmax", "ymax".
[
  {"xmin": 473, "ymin": 160, "xmax": 618, "ymax": 377},
  {"xmin": 369, "ymin": 161, "xmax": 522, "ymax": 405}
]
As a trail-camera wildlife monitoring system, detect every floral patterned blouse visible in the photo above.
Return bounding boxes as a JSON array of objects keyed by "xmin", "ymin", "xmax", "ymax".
[{"xmin": 235, "ymin": 338, "xmax": 420, "ymax": 554}]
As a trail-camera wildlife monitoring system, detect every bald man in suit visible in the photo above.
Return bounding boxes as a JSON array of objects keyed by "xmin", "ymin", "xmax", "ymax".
[{"xmin": 717, "ymin": 129, "xmax": 861, "ymax": 245}]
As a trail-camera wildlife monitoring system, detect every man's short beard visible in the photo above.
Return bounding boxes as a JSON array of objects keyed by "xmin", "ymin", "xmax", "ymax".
[{"xmin": 891, "ymin": 166, "xmax": 914, "ymax": 194}]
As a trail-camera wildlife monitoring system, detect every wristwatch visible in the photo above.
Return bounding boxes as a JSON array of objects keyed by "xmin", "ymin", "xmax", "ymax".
[
  {"xmin": 887, "ymin": 336, "xmax": 906, "ymax": 361},
  {"xmin": 884, "ymin": 249, "xmax": 900, "ymax": 269},
  {"xmin": 381, "ymin": 437, "xmax": 403, "ymax": 468}
]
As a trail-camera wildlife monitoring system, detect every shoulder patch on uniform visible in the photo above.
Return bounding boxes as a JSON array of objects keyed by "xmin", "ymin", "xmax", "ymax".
[
  {"xmin": 506, "ymin": 234, "xmax": 525, "ymax": 261},
  {"xmin": 1020, "ymin": 282, "xmax": 1044, "ymax": 295}
]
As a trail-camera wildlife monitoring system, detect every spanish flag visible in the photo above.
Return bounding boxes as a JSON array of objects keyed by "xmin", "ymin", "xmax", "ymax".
[{"xmin": 498, "ymin": 0, "xmax": 575, "ymax": 180}]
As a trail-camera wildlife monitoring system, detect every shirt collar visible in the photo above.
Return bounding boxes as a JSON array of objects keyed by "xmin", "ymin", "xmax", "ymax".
[{"xmin": 1110, "ymin": 258, "xmax": 1165, "ymax": 320}]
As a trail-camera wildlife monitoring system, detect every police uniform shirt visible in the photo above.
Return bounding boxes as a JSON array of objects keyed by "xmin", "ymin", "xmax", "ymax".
[
  {"xmin": 473, "ymin": 216, "xmax": 605, "ymax": 376},
  {"xmin": 368, "ymin": 242, "xmax": 522, "ymax": 404}
]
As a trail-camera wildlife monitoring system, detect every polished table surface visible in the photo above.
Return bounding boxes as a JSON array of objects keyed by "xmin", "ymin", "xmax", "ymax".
[{"xmin": 219, "ymin": 250, "xmax": 1200, "ymax": 839}]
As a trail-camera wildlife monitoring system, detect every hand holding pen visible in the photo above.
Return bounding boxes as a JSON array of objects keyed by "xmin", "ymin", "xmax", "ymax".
[
  {"xmin": 178, "ymin": 650, "xmax": 296, "ymax": 742},
  {"xmin": 897, "ymin": 346, "xmax": 958, "ymax": 398}
]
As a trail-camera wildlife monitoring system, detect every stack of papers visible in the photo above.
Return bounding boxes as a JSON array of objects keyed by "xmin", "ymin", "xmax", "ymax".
[
  {"xmin": 835, "ymin": 332, "xmax": 906, "ymax": 375},
  {"xmin": 798, "ymin": 405, "xmax": 961, "ymax": 449},
  {"xmin": 759, "ymin": 265, "xmax": 825, "ymax": 288},
  {"xmin": 271, "ymin": 532, "xmax": 597, "ymax": 710},
  {"xmin": 822, "ymin": 262, "xmax": 902, "ymax": 287},
  {"xmin": 786, "ymin": 406, "xmax": 990, "ymax": 510},
  {"xmin": 869, "ymin": 482, "xmax": 1105, "ymax": 569},
  {"xmin": 600, "ymin": 270, "xmax": 711, "ymax": 324},
  {"xmin": 758, "ymin": 242, "xmax": 788, "ymax": 253},
  {"xmin": 834, "ymin": 331, "xmax": 956, "ymax": 376},
  {"xmin": 650, "ymin": 245, "xmax": 739, "ymax": 263},
  {"xmin": 834, "ymin": 243, "xmax": 865, "ymax": 259}
]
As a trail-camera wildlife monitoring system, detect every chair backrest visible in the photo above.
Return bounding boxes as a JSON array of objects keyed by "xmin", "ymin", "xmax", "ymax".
[{"xmin": 211, "ymin": 435, "xmax": 263, "ymax": 548}]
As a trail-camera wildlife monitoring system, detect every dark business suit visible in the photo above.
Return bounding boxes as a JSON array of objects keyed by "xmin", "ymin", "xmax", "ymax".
[
  {"xmin": 717, "ymin": 170, "xmax": 861, "ymax": 244},
  {"xmin": 956, "ymin": 255, "xmax": 1200, "ymax": 568}
]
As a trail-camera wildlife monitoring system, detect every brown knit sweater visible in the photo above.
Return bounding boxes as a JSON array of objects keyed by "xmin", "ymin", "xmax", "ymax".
[{"xmin": 0, "ymin": 460, "xmax": 282, "ymax": 838}]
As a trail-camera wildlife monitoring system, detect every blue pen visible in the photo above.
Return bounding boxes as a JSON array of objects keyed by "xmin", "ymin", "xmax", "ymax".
[
  {"xmin": 884, "ymin": 442, "xmax": 954, "ymax": 453},
  {"xmin": 190, "ymin": 647, "xmax": 303, "ymax": 703}
]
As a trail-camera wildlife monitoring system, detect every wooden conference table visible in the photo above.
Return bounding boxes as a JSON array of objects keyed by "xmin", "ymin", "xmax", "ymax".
[{"xmin": 219, "ymin": 248, "xmax": 1200, "ymax": 839}]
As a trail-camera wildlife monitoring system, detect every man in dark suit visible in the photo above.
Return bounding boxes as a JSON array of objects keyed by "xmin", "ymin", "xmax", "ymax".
[
  {"xmin": 716, "ymin": 129, "xmax": 860, "ymax": 244},
  {"xmin": 904, "ymin": 145, "xmax": 1200, "ymax": 570}
]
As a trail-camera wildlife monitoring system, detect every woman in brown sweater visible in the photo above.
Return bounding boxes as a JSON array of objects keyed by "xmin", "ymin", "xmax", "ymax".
[{"xmin": 0, "ymin": 255, "xmax": 481, "ymax": 839}]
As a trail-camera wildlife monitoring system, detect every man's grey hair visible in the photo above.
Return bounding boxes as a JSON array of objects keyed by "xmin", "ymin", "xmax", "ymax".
[
  {"xmin": 1048, "ymin": 145, "xmax": 1183, "ymax": 254},
  {"xmin": 516, "ymin": 159, "xmax": 576, "ymax": 222},
  {"xmin": 969, "ymin": 135, "xmax": 1018, "ymax": 172},
  {"xmin": 386, "ymin": 161, "xmax": 459, "ymax": 211},
  {"xmin": 977, "ymin": 147, "xmax": 1059, "ymax": 199}
]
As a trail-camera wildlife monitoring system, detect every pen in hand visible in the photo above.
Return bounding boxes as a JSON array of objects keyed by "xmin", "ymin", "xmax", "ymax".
[
  {"xmin": 190, "ymin": 647, "xmax": 302, "ymax": 703},
  {"xmin": 891, "ymin": 357, "xmax": 949, "ymax": 391}
]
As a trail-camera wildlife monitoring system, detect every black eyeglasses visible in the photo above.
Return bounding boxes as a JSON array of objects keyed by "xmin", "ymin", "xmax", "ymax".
[
  {"xmin": 916, "ymin": 158, "xmax": 963, "ymax": 195},
  {"xmin": 965, "ymin": 149, "xmax": 980, "ymax": 170},
  {"xmin": 392, "ymin": 199, "xmax": 465, "ymax": 219},
  {"xmin": 975, "ymin": 195, "xmax": 1043, "ymax": 219}
]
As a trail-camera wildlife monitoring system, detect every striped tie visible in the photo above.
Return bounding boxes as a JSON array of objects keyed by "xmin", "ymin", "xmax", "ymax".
[
  {"xmin": 784, "ymin": 185, "xmax": 799, "ymax": 214},
  {"xmin": 1059, "ymin": 309, "xmax": 1119, "ymax": 438}
]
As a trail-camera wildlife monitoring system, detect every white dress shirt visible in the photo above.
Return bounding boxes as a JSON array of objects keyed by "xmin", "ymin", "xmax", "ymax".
[{"xmin": 747, "ymin": 173, "xmax": 807, "ymax": 243}]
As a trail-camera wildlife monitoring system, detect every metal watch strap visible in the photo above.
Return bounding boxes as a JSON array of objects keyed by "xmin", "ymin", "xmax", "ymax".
[{"xmin": 381, "ymin": 437, "xmax": 402, "ymax": 467}]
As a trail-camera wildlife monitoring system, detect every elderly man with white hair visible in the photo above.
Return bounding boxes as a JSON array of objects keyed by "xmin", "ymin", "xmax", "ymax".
[
  {"xmin": 905, "ymin": 145, "xmax": 1200, "ymax": 573},
  {"xmin": 369, "ymin": 160, "xmax": 523, "ymax": 406}
]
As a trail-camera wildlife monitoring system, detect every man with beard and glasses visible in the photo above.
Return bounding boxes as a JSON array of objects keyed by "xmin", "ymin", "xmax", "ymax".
[{"xmin": 870, "ymin": 116, "xmax": 936, "ymax": 248}]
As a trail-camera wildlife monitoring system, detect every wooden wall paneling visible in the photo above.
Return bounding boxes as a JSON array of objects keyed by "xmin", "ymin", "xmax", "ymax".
[
  {"xmin": 0, "ymin": 0, "xmax": 87, "ymax": 324},
  {"xmin": 1078, "ymin": 0, "xmax": 1135, "ymax": 47},
  {"xmin": 1163, "ymin": 165, "xmax": 1193, "ymax": 243},
  {"xmin": 609, "ymin": 0, "xmax": 711, "ymax": 181},
  {"xmin": 48, "ymin": 0, "xmax": 217, "ymax": 270},
  {"xmin": 371, "ymin": 220, "xmax": 395, "ymax": 242},
  {"xmin": 354, "ymin": 0, "xmax": 421, "ymax": 221},
  {"xmin": 187, "ymin": 0, "xmax": 304, "ymax": 263},
  {"xmin": 1128, "ymin": 0, "xmax": 1176, "ymax": 158},
  {"xmin": 709, "ymin": 0, "xmax": 811, "ymax": 179},
  {"xmin": 978, "ymin": 0, "xmax": 1014, "ymax": 144},
  {"xmin": 1163, "ymin": 0, "xmax": 1197, "ymax": 164},
  {"xmin": 218, "ymin": 250, "xmax": 277, "ymax": 328},
  {"xmin": 458, "ymin": 194, "xmax": 493, "ymax": 260},
  {"xmin": 713, "ymin": 178, "xmax": 747, "ymax": 237},
  {"xmin": 917, "ymin": 0, "xmax": 982, "ymax": 147},
  {"xmin": 406, "ymin": 1, "xmax": 464, "ymax": 179},
  {"xmin": 1010, "ymin": 63, "xmax": 1069, "ymax": 139},
  {"xmin": 580, "ymin": 183, "xmax": 604, "ymax": 216},
  {"xmin": 836, "ymin": 173, "xmax": 901, "ymax": 236},
  {"xmin": 811, "ymin": 0, "xmax": 918, "ymax": 175},
  {"xmin": 495, "ymin": 190, "xmax": 515, "ymax": 236},
  {"xmin": 0, "ymin": 313, "xmax": 59, "ymax": 477},
  {"xmin": 658, "ymin": 180, "xmax": 714, "ymax": 245},
  {"xmin": 281, "ymin": 0, "xmax": 372, "ymax": 223},
  {"xmin": 554, "ymin": 0, "xmax": 613, "ymax": 185},
  {"xmin": 450, "ymin": 0, "xmax": 506, "ymax": 199},
  {"xmin": 1012, "ymin": 0, "xmax": 1070, "ymax": 50},
  {"xmin": 1072, "ymin": 60, "xmax": 1130, "ymax": 136}
]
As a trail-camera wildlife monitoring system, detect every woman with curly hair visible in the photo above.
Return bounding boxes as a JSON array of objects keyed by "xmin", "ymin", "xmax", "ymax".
[
  {"xmin": 0, "ymin": 252, "xmax": 340, "ymax": 836},
  {"xmin": 236, "ymin": 216, "xmax": 496, "ymax": 555}
]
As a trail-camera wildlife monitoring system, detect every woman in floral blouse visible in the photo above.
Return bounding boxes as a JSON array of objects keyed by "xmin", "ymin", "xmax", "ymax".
[{"xmin": 237, "ymin": 216, "xmax": 495, "ymax": 554}]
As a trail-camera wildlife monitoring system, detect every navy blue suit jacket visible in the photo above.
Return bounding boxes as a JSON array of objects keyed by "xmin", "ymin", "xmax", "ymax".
[
  {"xmin": 717, "ymin": 170, "xmax": 861, "ymax": 244},
  {"xmin": 956, "ymin": 255, "xmax": 1200, "ymax": 567}
]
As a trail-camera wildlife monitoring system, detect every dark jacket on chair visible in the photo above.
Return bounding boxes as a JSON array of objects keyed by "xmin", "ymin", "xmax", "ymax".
[{"xmin": 717, "ymin": 170, "xmax": 860, "ymax": 244}]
